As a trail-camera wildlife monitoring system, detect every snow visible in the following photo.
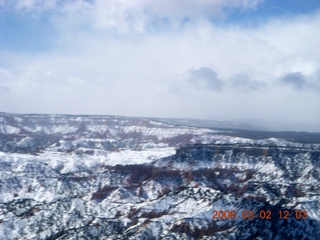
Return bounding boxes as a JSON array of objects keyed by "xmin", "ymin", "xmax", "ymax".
[
  {"xmin": 0, "ymin": 113, "xmax": 319, "ymax": 239},
  {"xmin": 50, "ymin": 125, "xmax": 78, "ymax": 134},
  {"xmin": 86, "ymin": 124, "xmax": 108, "ymax": 133},
  {"xmin": 121, "ymin": 125, "xmax": 217, "ymax": 140},
  {"xmin": 0, "ymin": 125, "xmax": 20, "ymax": 134},
  {"xmin": 22, "ymin": 125, "xmax": 42, "ymax": 133},
  {"xmin": 16, "ymin": 137, "xmax": 34, "ymax": 148},
  {"xmin": 106, "ymin": 148, "xmax": 176, "ymax": 166}
]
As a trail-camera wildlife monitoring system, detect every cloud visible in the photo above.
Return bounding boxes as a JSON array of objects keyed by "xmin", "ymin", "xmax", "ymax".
[
  {"xmin": 189, "ymin": 67, "xmax": 224, "ymax": 91},
  {"xmin": 3, "ymin": 0, "xmax": 262, "ymax": 33},
  {"xmin": 0, "ymin": 85, "xmax": 9, "ymax": 93},
  {"xmin": 279, "ymin": 72, "xmax": 318, "ymax": 91},
  {"xmin": 13, "ymin": 0, "xmax": 58, "ymax": 11},
  {"xmin": 9, "ymin": 0, "xmax": 262, "ymax": 14},
  {"xmin": 0, "ymin": 1, "xmax": 320, "ymax": 131},
  {"xmin": 231, "ymin": 73, "xmax": 266, "ymax": 91}
]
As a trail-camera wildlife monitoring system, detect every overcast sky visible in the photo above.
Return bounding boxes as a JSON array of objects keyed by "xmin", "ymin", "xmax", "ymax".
[{"xmin": 0, "ymin": 0, "xmax": 320, "ymax": 131}]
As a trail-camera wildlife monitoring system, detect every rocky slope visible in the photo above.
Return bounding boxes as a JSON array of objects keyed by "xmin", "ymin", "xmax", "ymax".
[{"xmin": 0, "ymin": 112, "xmax": 319, "ymax": 239}]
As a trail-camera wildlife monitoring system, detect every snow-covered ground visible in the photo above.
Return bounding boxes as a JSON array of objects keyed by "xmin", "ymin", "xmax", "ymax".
[{"xmin": 0, "ymin": 112, "xmax": 319, "ymax": 239}]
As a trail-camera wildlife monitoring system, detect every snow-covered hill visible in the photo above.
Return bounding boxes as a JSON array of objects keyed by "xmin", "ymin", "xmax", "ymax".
[{"xmin": 0, "ymin": 112, "xmax": 319, "ymax": 239}]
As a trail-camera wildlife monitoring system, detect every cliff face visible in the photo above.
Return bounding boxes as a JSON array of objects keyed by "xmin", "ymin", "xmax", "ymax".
[{"xmin": 0, "ymin": 112, "xmax": 319, "ymax": 239}]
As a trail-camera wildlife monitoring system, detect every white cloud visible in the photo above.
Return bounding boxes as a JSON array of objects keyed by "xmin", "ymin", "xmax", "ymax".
[
  {"xmin": 14, "ymin": 0, "xmax": 57, "ymax": 11},
  {"xmin": 4, "ymin": 0, "xmax": 262, "ymax": 33},
  {"xmin": 0, "ymin": 1, "xmax": 320, "ymax": 131}
]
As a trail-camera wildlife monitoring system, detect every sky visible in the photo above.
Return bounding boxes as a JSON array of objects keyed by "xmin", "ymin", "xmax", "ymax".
[{"xmin": 0, "ymin": 0, "xmax": 320, "ymax": 131}]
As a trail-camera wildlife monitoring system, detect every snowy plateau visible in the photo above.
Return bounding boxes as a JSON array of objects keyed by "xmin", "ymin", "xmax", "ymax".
[{"xmin": 0, "ymin": 112, "xmax": 319, "ymax": 239}]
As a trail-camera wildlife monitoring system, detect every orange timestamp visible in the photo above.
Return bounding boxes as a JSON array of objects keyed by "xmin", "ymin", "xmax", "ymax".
[{"xmin": 212, "ymin": 209, "xmax": 308, "ymax": 220}]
